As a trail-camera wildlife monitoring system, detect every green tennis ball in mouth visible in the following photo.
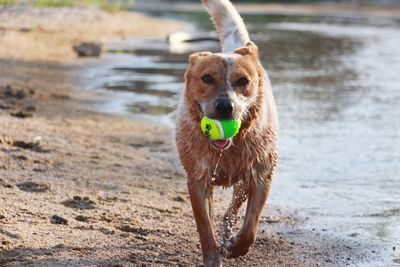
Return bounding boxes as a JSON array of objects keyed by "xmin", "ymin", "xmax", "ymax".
[{"xmin": 200, "ymin": 116, "xmax": 241, "ymax": 140}]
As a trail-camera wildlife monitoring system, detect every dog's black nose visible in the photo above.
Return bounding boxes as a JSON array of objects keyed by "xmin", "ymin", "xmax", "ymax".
[{"xmin": 215, "ymin": 99, "xmax": 233, "ymax": 119}]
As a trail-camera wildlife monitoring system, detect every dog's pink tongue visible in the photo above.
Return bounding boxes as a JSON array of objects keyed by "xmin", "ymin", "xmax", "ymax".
[{"xmin": 214, "ymin": 140, "xmax": 229, "ymax": 148}]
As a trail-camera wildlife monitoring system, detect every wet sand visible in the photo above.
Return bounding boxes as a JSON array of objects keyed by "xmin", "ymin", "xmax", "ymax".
[{"xmin": 0, "ymin": 6, "xmax": 389, "ymax": 266}]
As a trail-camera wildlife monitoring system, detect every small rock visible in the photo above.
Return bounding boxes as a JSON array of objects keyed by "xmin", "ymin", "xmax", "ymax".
[
  {"xmin": 348, "ymin": 232, "xmax": 359, "ymax": 237},
  {"xmin": 3, "ymin": 85, "xmax": 26, "ymax": 99},
  {"xmin": 263, "ymin": 215, "xmax": 281, "ymax": 224},
  {"xmin": 100, "ymin": 213, "xmax": 114, "ymax": 223},
  {"xmin": 25, "ymin": 105, "xmax": 36, "ymax": 112},
  {"xmin": 53, "ymin": 244, "xmax": 65, "ymax": 249},
  {"xmin": 99, "ymin": 227, "xmax": 115, "ymax": 235},
  {"xmin": 173, "ymin": 196, "xmax": 185, "ymax": 202},
  {"xmin": 0, "ymin": 103, "xmax": 10, "ymax": 109},
  {"xmin": 73, "ymin": 42, "xmax": 102, "ymax": 57},
  {"xmin": 14, "ymin": 154, "xmax": 29, "ymax": 161},
  {"xmin": 10, "ymin": 110, "xmax": 33, "ymax": 119},
  {"xmin": 117, "ymin": 225, "xmax": 151, "ymax": 236},
  {"xmin": 75, "ymin": 215, "xmax": 90, "ymax": 222},
  {"xmin": 12, "ymin": 139, "xmax": 44, "ymax": 152},
  {"xmin": 50, "ymin": 215, "xmax": 68, "ymax": 225}
]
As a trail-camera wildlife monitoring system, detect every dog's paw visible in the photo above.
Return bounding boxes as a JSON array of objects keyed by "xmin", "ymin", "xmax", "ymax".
[{"xmin": 220, "ymin": 235, "xmax": 252, "ymax": 259}]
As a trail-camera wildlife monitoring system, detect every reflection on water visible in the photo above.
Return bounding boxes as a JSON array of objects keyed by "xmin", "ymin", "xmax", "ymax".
[{"xmin": 84, "ymin": 13, "xmax": 400, "ymax": 263}]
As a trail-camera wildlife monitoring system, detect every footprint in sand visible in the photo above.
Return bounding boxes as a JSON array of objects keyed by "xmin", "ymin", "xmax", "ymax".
[
  {"xmin": 62, "ymin": 196, "xmax": 96, "ymax": 210},
  {"xmin": 16, "ymin": 180, "xmax": 50, "ymax": 193}
]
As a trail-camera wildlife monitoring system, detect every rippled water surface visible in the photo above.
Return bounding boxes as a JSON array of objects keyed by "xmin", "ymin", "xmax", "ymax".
[{"xmin": 84, "ymin": 12, "xmax": 400, "ymax": 264}]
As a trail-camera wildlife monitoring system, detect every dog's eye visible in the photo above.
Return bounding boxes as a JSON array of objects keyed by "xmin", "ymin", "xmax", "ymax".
[
  {"xmin": 201, "ymin": 74, "xmax": 214, "ymax": 84},
  {"xmin": 236, "ymin": 77, "xmax": 249, "ymax": 87}
]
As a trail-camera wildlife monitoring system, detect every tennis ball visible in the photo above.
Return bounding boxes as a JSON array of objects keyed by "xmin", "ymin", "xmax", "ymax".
[{"xmin": 200, "ymin": 116, "xmax": 241, "ymax": 140}]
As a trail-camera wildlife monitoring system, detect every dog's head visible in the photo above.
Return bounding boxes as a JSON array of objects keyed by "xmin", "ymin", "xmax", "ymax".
[
  {"xmin": 185, "ymin": 42, "xmax": 262, "ymax": 121},
  {"xmin": 184, "ymin": 42, "xmax": 263, "ymax": 148}
]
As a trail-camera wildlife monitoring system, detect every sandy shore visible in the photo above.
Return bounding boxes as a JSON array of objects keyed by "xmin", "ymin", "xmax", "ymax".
[
  {"xmin": 0, "ymin": 6, "xmax": 388, "ymax": 267},
  {"xmin": 0, "ymin": 6, "xmax": 184, "ymax": 62}
]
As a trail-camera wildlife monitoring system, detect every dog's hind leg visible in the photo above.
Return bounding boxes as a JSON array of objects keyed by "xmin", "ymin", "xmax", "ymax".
[
  {"xmin": 188, "ymin": 178, "xmax": 222, "ymax": 267},
  {"xmin": 224, "ymin": 174, "xmax": 272, "ymax": 259},
  {"xmin": 221, "ymin": 180, "xmax": 248, "ymax": 249}
]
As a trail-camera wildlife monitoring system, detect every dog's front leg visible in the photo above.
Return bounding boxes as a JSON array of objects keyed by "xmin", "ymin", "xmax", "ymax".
[
  {"xmin": 225, "ymin": 174, "xmax": 272, "ymax": 259},
  {"xmin": 188, "ymin": 178, "xmax": 221, "ymax": 267},
  {"xmin": 221, "ymin": 181, "xmax": 248, "ymax": 246}
]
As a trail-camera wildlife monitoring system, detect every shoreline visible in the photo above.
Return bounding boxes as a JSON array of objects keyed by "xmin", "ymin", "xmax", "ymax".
[
  {"xmin": 0, "ymin": 6, "xmax": 390, "ymax": 266},
  {"xmin": 134, "ymin": 1, "xmax": 400, "ymax": 19},
  {"xmin": 0, "ymin": 6, "xmax": 187, "ymax": 63}
]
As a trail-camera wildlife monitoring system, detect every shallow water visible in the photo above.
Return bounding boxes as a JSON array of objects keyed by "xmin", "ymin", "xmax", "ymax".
[{"xmin": 84, "ymin": 12, "xmax": 400, "ymax": 265}]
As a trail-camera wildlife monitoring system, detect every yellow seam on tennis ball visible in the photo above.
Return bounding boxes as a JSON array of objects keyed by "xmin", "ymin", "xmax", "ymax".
[{"xmin": 212, "ymin": 119, "xmax": 224, "ymax": 140}]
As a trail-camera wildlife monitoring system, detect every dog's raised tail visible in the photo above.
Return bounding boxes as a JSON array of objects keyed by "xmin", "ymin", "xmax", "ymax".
[{"xmin": 202, "ymin": 0, "xmax": 250, "ymax": 53}]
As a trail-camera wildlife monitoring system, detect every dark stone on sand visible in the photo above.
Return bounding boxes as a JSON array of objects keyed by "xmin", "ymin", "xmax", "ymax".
[
  {"xmin": 16, "ymin": 180, "xmax": 50, "ymax": 193},
  {"xmin": 53, "ymin": 244, "xmax": 65, "ymax": 249},
  {"xmin": 173, "ymin": 196, "xmax": 185, "ymax": 202},
  {"xmin": 33, "ymin": 167, "xmax": 45, "ymax": 172},
  {"xmin": 50, "ymin": 215, "xmax": 68, "ymax": 225},
  {"xmin": 75, "ymin": 215, "xmax": 90, "ymax": 222},
  {"xmin": 0, "ymin": 103, "xmax": 11, "ymax": 109},
  {"xmin": 10, "ymin": 110, "xmax": 33, "ymax": 118},
  {"xmin": 117, "ymin": 225, "xmax": 151, "ymax": 236},
  {"xmin": 25, "ymin": 105, "xmax": 36, "ymax": 112},
  {"xmin": 73, "ymin": 42, "xmax": 102, "ymax": 57},
  {"xmin": 2, "ymin": 85, "xmax": 26, "ymax": 99},
  {"xmin": 7, "ymin": 138, "xmax": 45, "ymax": 152}
]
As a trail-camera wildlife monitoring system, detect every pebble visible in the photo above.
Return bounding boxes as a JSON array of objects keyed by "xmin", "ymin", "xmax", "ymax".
[
  {"xmin": 173, "ymin": 196, "xmax": 185, "ymax": 202},
  {"xmin": 50, "ymin": 215, "xmax": 68, "ymax": 225},
  {"xmin": 53, "ymin": 244, "xmax": 65, "ymax": 249},
  {"xmin": 73, "ymin": 42, "xmax": 102, "ymax": 57}
]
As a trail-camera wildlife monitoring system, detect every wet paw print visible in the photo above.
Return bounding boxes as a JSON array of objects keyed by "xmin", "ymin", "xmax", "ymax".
[{"xmin": 62, "ymin": 196, "xmax": 96, "ymax": 210}]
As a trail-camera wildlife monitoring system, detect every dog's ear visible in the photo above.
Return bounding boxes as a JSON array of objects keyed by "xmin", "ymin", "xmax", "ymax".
[
  {"xmin": 188, "ymin": 51, "xmax": 212, "ymax": 66},
  {"xmin": 234, "ymin": 41, "xmax": 258, "ymax": 57}
]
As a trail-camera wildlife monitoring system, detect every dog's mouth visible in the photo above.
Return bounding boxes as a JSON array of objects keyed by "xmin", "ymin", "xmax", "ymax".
[{"xmin": 211, "ymin": 139, "xmax": 232, "ymax": 150}]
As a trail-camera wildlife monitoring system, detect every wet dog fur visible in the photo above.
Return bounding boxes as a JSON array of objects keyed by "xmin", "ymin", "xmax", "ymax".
[{"xmin": 175, "ymin": 0, "xmax": 278, "ymax": 266}]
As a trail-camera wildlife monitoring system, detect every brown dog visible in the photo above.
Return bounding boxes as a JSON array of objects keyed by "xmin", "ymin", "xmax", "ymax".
[{"xmin": 175, "ymin": 0, "xmax": 278, "ymax": 266}]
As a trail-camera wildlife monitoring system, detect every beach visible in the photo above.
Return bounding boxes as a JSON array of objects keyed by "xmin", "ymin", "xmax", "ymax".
[{"xmin": 0, "ymin": 5, "xmax": 393, "ymax": 266}]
